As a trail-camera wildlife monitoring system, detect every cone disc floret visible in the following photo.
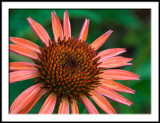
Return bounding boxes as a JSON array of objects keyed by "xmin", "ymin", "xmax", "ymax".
[{"xmin": 34, "ymin": 37, "xmax": 102, "ymax": 102}]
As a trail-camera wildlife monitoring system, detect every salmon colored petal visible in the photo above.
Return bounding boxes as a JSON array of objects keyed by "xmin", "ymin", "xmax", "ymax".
[
  {"xmin": 79, "ymin": 18, "xmax": 90, "ymax": 42},
  {"xmin": 91, "ymin": 30, "xmax": 113, "ymax": 50},
  {"xmin": 100, "ymin": 79, "xmax": 135, "ymax": 94},
  {"xmin": 97, "ymin": 48, "xmax": 127, "ymax": 62},
  {"xmin": 58, "ymin": 97, "xmax": 69, "ymax": 114},
  {"xmin": 100, "ymin": 69, "xmax": 140, "ymax": 80},
  {"xmin": 99, "ymin": 56, "xmax": 133, "ymax": 68},
  {"xmin": 10, "ymin": 70, "xmax": 39, "ymax": 83},
  {"xmin": 63, "ymin": 10, "xmax": 71, "ymax": 40},
  {"xmin": 96, "ymin": 86, "xmax": 133, "ymax": 106},
  {"xmin": 10, "ymin": 44, "xmax": 39, "ymax": 60},
  {"xmin": 39, "ymin": 93, "xmax": 56, "ymax": 114},
  {"xmin": 10, "ymin": 37, "xmax": 41, "ymax": 53},
  {"xmin": 52, "ymin": 11, "xmax": 63, "ymax": 41},
  {"xmin": 10, "ymin": 83, "xmax": 42, "ymax": 112},
  {"xmin": 19, "ymin": 88, "xmax": 46, "ymax": 114},
  {"xmin": 10, "ymin": 83, "xmax": 46, "ymax": 114},
  {"xmin": 80, "ymin": 95, "xmax": 99, "ymax": 114},
  {"xmin": 71, "ymin": 99, "xmax": 79, "ymax": 114},
  {"xmin": 27, "ymin": 17, "xmax": 51, "ymax": 46},
  {"xmin": 10, "ymin": 62, "xmax": 37, "ymax": 71},
  {"xmin": 90, "ymin": 90, "xmax": 116, "ymax": 114}
]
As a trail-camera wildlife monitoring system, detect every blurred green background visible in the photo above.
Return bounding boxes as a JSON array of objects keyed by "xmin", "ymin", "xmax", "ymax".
[{"xmin": 9, "ymin": 9, "xmax": 151, "ymax": 114}]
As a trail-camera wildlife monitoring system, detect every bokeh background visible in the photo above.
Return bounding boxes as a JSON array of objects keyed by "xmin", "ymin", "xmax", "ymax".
[{"xmin": 9, "ymin": 9, "xmax": 151, "ymax": 114}]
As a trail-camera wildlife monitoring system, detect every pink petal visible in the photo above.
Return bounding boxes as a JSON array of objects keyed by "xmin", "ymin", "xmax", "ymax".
[
  {"xmin": 63, "ymin": 10, "xmax": 71, "ymax": 40},
  {"xmin": 100, "ymin": 79, "xmax": 135, "ymax": 94},
  {"xmin": 97, "ymin": 48, "xmax": 127, "ymax": 62},
  {"xmin": 39, "ymin": 93, "xmax": 57, "ymax": 114},
  {"xmin": 71, "ymin": 99, "xmax": 79, "ymax": 114},
  {"xmin": 100, "ymin": 69, "xmax": 140, "ymax": 80},
  {"xmin": 10, "ymin": 62, "xmax": 37, "ymax": 71},
  {"xmin": 10, "ymin": 44, "xmax": 39, "ymax": 60},
  {"xmin": 52, "ymin": 11, "xmax": 63, "ymax": 41},
  {"xmin": 27, "ymin": 17, "xmax": 51, "ymax": 46},
  {"xmin": 80, "ymin": 95, "xmax": 99, "ymax": 114},
  {"xmin": 91, "ymin": 30, "xmax": 113, "ymax": 50},
  {"xmin": 10, "ymin": 83, "xmax": 46, "ymax": 114},
  {"xmin": 99, "ymin": 56, "xmax": 133, "ymax": 68},
  {"xmin": 96, "ymin": 86, "xmax": 133, "ymax": 106},
  {"xmin": 10, "ymin": 70, "xmax": 39, "ymax": 83},
  {"xmin": 10, "ymin": 84, "xmax": 42, "ymax": 111},
  {"xmin": 90, "ymin": 90, "xmax": 116, "ymax": 114},
  {"xmin": 58, "ymin": 97, "xmax": 69, "ymax": 114},
  {"xmin": 10, "ymin": 37, "xmax": 41, "ymax": 53},
  {"xmin": 79, "ymin": 18, "xmax": 90, "ymax": 42},
  {"xmin": 20, "ymin": 89, "xmax": 46, "ymax": 114}
]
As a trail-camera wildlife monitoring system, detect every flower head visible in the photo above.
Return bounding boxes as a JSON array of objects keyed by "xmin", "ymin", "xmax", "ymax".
[{"xmin": 9, "ymin": 10, "xmax": 140, "ymax": 114}]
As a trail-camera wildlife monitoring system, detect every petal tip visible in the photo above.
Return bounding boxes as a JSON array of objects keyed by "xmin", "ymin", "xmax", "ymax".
[
  {"xmin": 10, "ymin": 37, "xmax": 14, "ymax": 40},
  {"xmin": 53, "ymin": 11, "xmax": 56, "ymax": 15},
  {"xmin": 26, "ymin": 17, "xmax": 31, "ymax": 21},
  {"xmin": 125, "ymin": 100, "xmax": 133, "ymax": 106},
  {"xmin": 132, "ymin": 90, "xmax": 136, "ymax": 94},
  {"xmin": 129, "ymin": 58, "xmax": 133, "ymax": 61},
  {"xmin": 126, "ymin": 63, "xmax": 133, "ymax": 66},
  {"xmin": 107, "ymin": 30, "xmax": 113, "ymax": 35},
  {"xmin": 129, "ymin": 89, "xmax": 135, "ymax": 94},
  {"xmin": 134, "ymin": 75, "xmax": 140, "ymax": 80},
  {"xmin": 26, "ymin": 17, "xmax": 32, "ymax": 23},
  {"xmin": 109, "ymin": 29, "xmax": 114, "ymax": 33},
  {"xmin": 65, "ymin": 10, "xmax": 68, "ymax": 14},
  {"xmin": 87, "ymin": 19, "xmax": 90, "ymax": 24},
  {"xmin": 122, "ymin": 48, "xmax": 126, "ymax": 51},
  {"xmin": 120, "ymin": 48, "xmax": 127, "ymax": 54}
]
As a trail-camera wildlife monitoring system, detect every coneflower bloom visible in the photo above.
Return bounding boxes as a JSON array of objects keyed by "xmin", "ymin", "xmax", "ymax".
[{"xmin": 9, "ymin": 10, "xmax": 140, "ymax": 114}]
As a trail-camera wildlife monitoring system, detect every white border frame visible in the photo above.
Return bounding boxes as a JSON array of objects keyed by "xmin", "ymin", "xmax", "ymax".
[{"xmin": 2, "ymin": 2, "xmax": 159, "ymax": 122}]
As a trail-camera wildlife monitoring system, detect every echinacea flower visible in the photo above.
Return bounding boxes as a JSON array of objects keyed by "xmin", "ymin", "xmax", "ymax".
[{"xmin": 9, "ymin": 10, "xmax": 140, "ymax": 114}]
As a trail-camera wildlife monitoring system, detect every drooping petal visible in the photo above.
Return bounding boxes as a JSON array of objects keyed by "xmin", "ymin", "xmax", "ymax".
[
  {"xmin": 100, "ymin": 69, "xmax": 140, "ymax": 80},
  {"xmin": 71, "ymin": 99, "xmax": 79, "ymax": 114},
  {"xmin": 19, "ymin": 89, "xmax": 46, "ymax": 114},
  {"xmin": 27, "ymin": 17, "xmax": 51, "ymax": 46},
  {"xmin": 52, "ymin": 11, "xmax": 63, "ymax": 41},
  {"xmin": 97, "ymin": 48, "xmax": 127, "ymax": 62},
  {"xmin": 80, "ymin": 95, "xmax": 99, "ymax": 114},
  {"xmin": 58, "ymin": 97, "xmax": 69, "ymax": 114},
  {"xmin": 91, "ymin": 30, "xmax": 113, "ymax": 50},
  {"xmin": 39, "ymin": 93, "xmax": 56, "ymax": 114},
  {"xmin": 10, "ymin": 44, "xmax": 39, "ymax": 60},
  {"xmin": 10, "ymin": 70, "xmax": 39, "ymax": 83},
  {"xmin": 96, "ymin": 86, "xmax": 133, "ymax": 106},
  {"xmin": 10, "ymin": 37, "xmax": 41, "ymax": 53},
  {"xmin": 99, "ymin": 56, "xmax": 133, "ymax": 68},
  {"xmin": 79, "ymin": 19, "xmax": 90, "ymax": 42},
  {"xmin": 100, "ymin": 79, "xmax": 135, "ymax": 94},
  {"xmin": 90, "ymin": 90, "xmax": 116, "ymax": 114},
  {"xmin": 63, "ymin": 10, "xmax": 71, "ymax": 40},
  {"xmin": 10, "ymin": 84, "xmax": 42, "ymax": 112},
  {"xmin": 10, "ymin": 83, "xmax": 46, "ymax": 114},
  {"xmin": 10, "ymin": 62, "xmax": 38, "ymax": 71}
]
